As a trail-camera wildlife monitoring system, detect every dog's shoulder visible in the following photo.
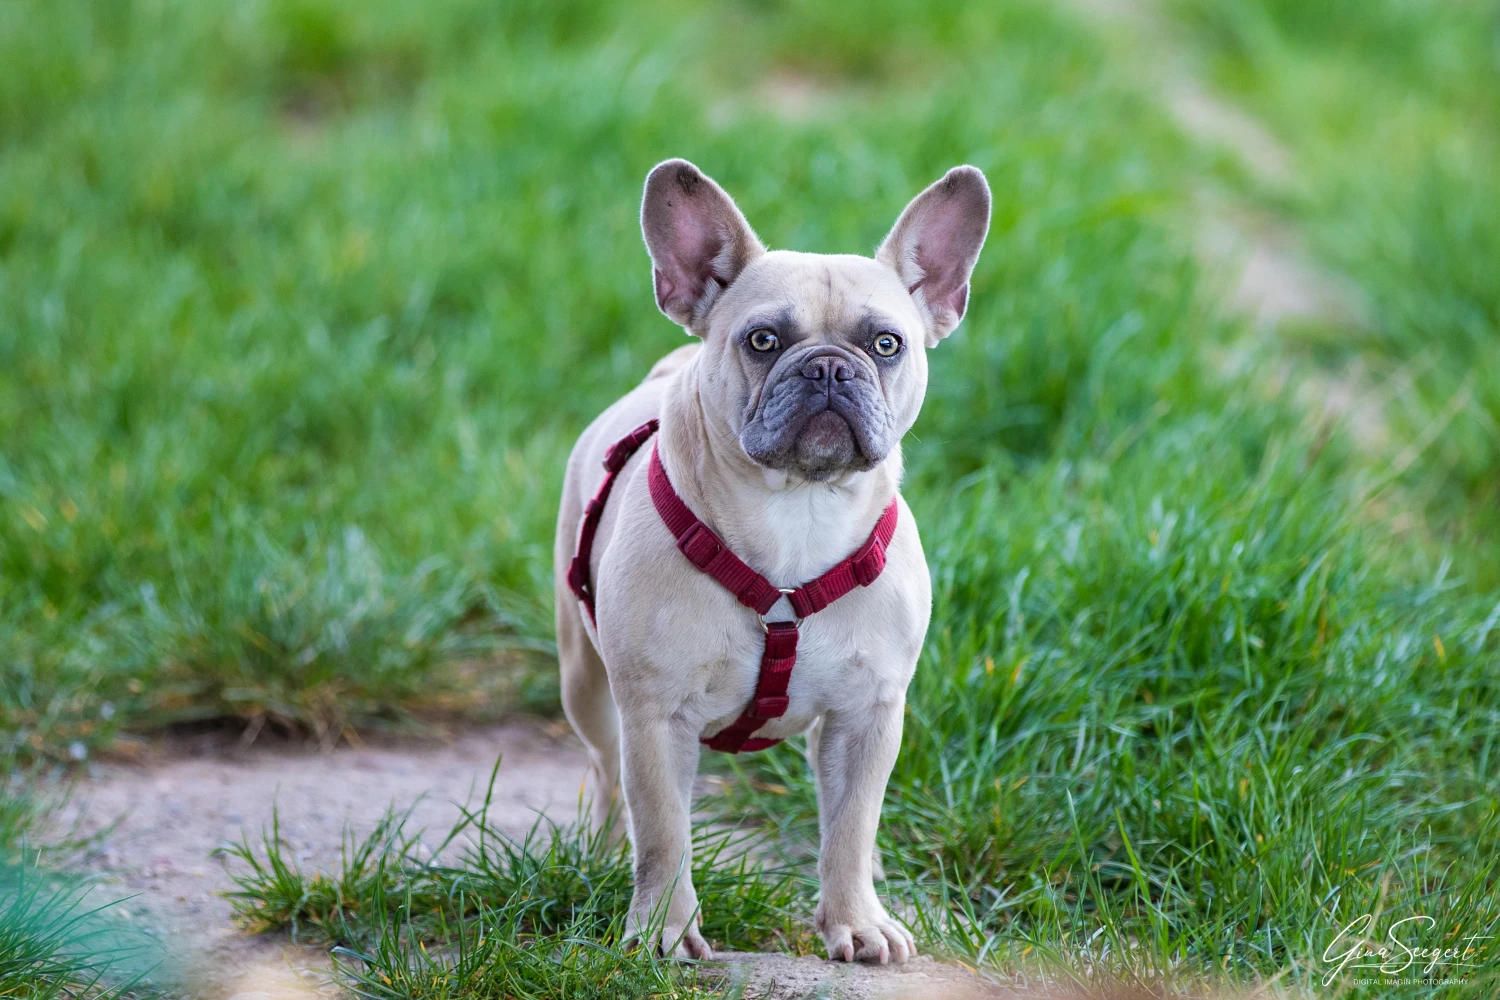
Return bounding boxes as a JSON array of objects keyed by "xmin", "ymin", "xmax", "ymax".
[
  {"xmin": 564, "ymin": 349, "xmax": 690, "ymax": 495},
  {"xmin": 643, "ymin": 343, "xmax": 700, "ymax": 382}
]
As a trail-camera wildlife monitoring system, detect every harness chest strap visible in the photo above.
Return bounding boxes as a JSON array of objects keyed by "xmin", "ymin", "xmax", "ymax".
[{"xmin": 567, "ymin": 419, "xmax": 899, "ymax": 754}]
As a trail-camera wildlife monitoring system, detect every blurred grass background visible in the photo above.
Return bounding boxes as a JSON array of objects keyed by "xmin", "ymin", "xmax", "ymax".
[
  {"xmin": 1, "ymin": 0, "xmax": 1208, "ymax": 755},
  {"xmin": 1, "ymin": 0, "xmax": 1498, "ymax": 996}
]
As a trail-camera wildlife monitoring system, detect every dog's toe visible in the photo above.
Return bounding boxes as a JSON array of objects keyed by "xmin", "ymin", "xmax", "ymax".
[
  {"xmin": 822, "ymin": 915, "xmax": 915, "ymax": 965},
  {"xmin": 670, "ymin": 927, "xmax": 713, "ymax": 960}
]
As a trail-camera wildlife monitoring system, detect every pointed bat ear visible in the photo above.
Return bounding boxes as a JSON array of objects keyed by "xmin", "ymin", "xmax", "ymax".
[
  {"xmin": 640, "ymin": 159, "xmax": 766, "ymax": 334},
  {"xmin": 876, "ymin": 166, "xmax": 991, "ymax": 345}
]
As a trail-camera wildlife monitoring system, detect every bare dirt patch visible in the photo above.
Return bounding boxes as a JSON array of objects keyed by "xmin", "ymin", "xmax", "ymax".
[
  {"xmin": 719, "ymin": 951, "xmax": 1012, "ymax": 999},
  {"xmin": 1057, "ymin": 0, "xmax": 1388, "ymax": 452},
  {"xmin": 49, "ymin": 720, "xmax": 586, "ymax": 998}
]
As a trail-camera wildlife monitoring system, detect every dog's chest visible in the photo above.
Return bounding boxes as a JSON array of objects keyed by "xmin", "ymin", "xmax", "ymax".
[
  {"xmin": 674, "ymin": 583, "xmax": 918, "ymax": 743},
  {"xmin": 601, "ymin": 474, "xmax": 923, "ymax": 739},
  {"xmin": 728, "ymin": 489, "xmax": 872, "ymax": 588}
]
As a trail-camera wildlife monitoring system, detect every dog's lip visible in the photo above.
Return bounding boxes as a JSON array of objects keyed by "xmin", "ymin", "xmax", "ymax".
[
  {"xmin": 797, "ymin": 409, "xmax": 855, "ymax": 446},
  {"xmin": 739, "ymin": 406, "xmax": 883, "ymax": 473}
]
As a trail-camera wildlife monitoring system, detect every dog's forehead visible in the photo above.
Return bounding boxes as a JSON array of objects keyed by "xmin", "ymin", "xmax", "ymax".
[{"xmin": 719, "ymin": 251, "xmax": 918, "ymax": 332}]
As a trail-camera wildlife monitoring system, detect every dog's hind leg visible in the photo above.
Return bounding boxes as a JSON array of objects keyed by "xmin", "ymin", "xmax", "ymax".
[{"xmin": 556, "ymin": 594, "xmax": 626, "ymax": 842}]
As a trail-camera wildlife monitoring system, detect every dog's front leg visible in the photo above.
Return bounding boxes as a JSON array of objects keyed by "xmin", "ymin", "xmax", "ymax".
[
  {"xmin": 812, "ymin": 698, "xmax": 915, "ymax": 964},
  {"xmin": 619, "ymin": 711, "xmax": 711, "ymax": 959}
]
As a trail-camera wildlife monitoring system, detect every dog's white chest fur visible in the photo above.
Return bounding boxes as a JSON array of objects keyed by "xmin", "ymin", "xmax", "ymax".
[
  {"xmin": 552, "ymin": 156, "xmax": 987, "ymax": 964},
  {"xmin": 746, "ymin": 477, "xmax": 876, "ymax": 589},
  {"xmin": 686, "ymin": 484, "xmax": 924, "ymax": 739},
  {"xmin": 588, "ymin": 471, "xmax": 929, "ymax": 744}
]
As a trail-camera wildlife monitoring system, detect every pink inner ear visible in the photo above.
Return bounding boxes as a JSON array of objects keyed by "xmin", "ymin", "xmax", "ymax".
[
  {"xmin": 942, "ymin": 282, "xmax": 969, "ymax": 323},
  {"xmin": 653, "ymin": 268, "xmax": 678, "ymax": 313},
  {"xmin": 915, "ymin": 200, "xmax": 978, "ymax": 294},
  {"xmin": 658, "ymin": 211, "xmax": 722, "ymax": 312},
  {"xmin": 642, "ymin": 159, "xmax": 766, "ymax": 324},
  {"xmin": 879, "ymin": 166, "xmax": 988, "ymax": 337}
]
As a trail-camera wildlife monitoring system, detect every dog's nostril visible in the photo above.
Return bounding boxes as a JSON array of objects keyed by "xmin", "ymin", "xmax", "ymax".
[
  {"xmin": 801, "ymin": 359, "xmax": 827, "ymax": 381},
  {"xmin": 833, "ymin": 360, "xmax": 856, "ymax": 382}
]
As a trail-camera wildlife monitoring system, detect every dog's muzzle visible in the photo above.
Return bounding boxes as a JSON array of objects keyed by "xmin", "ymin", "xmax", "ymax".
[{"xmin": 739, "ymin": 345, "xmax": 894, "ymax": 480}]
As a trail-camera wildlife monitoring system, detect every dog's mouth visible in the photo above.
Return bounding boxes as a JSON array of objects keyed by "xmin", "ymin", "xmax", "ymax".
[
  {"xmin": 739, "ymin": 365, "xmax": 893, "ymax": 482},
  {"xmin": 793, "ymin": 411, "xmax": 860, "ymax": 475}
]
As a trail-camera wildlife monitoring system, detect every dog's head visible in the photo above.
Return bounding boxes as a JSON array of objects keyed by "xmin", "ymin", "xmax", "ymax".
[{"xmin": 641, "ymin": 159, "xmax": 990, "ymax": 482}]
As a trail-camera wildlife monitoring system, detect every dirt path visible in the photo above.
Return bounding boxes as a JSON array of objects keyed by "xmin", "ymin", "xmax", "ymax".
[
  {"xmin": 52, "ymin": 720, "xmax": 586, "ymax": 998},
  {"xmin": 1057, "ymin": 0, "xmax": 1388, "ymax": 458},
  {"xmin": 48, "ymin": 720, "xmax": 1005, "ymax": 999}
]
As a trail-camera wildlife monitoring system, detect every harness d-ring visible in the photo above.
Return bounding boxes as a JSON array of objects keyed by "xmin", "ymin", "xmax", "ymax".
[
  {"xmin": 757, "ymin": 587, "xmax": 802, "ymax": 634},
  {"xmin": 567, "ymin": 419, "xmax": 899, "ymax": 753}
]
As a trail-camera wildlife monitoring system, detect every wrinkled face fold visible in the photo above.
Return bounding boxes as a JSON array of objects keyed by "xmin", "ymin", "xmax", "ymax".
[
  {"xmin": 694, "ymin": 252, "xmax": 931, "ymax": 482},
  {"xmin": 732, "ymin": 298, "xmax": 912, "ymax": 480}
]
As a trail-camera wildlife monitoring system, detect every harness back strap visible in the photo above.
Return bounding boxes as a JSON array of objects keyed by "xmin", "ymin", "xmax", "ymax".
[{"xmin": 568, "ymin": 418, "xmax": 899, "ymax": 754}]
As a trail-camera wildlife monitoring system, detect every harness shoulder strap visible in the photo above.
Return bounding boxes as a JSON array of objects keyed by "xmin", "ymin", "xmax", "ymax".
[
  {"xmin": 567, "ymin": 419, "xmax": 901, "ymax": 755},
  {"xmin": 566, "ymin": 419, "xmax": 659, "ymax": 623},
  {"xmin": 648, "ymin": 449, "xmax": 784, "ymax": 616},
  {"xmin": 646, "ymin": 444, "xmax": 899, "ymax": 754}
]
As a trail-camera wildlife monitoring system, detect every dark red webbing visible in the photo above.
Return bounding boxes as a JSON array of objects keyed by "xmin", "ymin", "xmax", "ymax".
[
  {"xmin": 647, "ymin": 444, "xmax": 898, "ymax": 754},
  {"xmin": 566, "ymin": 419, "xmax": 660, "ymax": 623},
  {"xmin": 568, "ymin": 420, "xmax": 899, "ymax": 754}
]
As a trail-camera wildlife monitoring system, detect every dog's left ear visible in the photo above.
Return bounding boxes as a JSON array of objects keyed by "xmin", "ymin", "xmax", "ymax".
[
  {"xmin": 641, "ymin": 159, "xmax": 766, "ymax": 334},
  {"xmin": 877, "ymin": 166, "xmax": 991, "ymax": 345}
]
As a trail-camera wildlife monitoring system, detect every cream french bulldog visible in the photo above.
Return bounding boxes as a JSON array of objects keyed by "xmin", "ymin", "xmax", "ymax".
[{"xmin": 553, "ymin": 159, "xmax": 989, "ymax": 964}]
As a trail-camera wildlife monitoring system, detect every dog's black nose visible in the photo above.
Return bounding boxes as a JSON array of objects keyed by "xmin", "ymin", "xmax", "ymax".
[{"xmin": 801, "ymin": 355, "xmax": 857, "ymax": 383}]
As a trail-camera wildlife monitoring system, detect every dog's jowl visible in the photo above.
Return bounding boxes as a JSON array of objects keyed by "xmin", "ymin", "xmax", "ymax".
[{"xmin": 553, "ymin": 159, "xmax": 990, "ymax": 964}]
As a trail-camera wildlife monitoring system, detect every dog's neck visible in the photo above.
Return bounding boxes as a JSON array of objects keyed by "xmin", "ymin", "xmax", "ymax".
[{"xmin": 657, "ymin": 355, "xmax": 902, "ymax": 590}]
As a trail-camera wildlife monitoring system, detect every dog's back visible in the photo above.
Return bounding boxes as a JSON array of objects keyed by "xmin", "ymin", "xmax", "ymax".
[
  {"xmin": 551, "ymin": 342, "xmax": 700, "ymax": 838},
  {"xmin": 553, "ymin": 343, "xmax": 698, "ymax": 624}
]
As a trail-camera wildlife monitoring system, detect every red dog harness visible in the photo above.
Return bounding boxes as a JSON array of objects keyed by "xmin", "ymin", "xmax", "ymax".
[{"xmin": 567, "ymin": 419, "xmax": 899, "ymax": 753}]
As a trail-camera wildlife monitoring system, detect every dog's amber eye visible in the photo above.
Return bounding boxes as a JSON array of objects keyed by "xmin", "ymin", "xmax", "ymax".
[
  {"xmin": 873, "ymin": 332, "xmax": 902, "ymax": 357},
  {"xmin": 749, "ymin": 328, "xmax": 779, "ymax": 352}
]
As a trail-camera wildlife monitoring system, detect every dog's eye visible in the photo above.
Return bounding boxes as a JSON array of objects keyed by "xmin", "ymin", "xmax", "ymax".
[
  {"xmin": 748, "ymin": 328, "xmax": 780, "ymax": 352},
  {"xmin": 872, "ymin": 332, "xmax": 902, "ymax": 357}
]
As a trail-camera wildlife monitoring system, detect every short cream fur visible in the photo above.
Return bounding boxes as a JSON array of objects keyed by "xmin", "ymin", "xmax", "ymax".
[{"xmin": 554, "ymin": 159, "xmax": 990, "ymax": 964}]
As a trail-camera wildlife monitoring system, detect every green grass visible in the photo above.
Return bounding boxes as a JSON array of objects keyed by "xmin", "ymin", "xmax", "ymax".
[
  {"xmin": 0, "ymin": 862, "xmax": 166, "ymax": 999},
  {"xmin": 0, "ymin": 768, "xmax": 171, "ymax": 999},
  {"xmin": 224, "ymin": 766, "xmax": 817, "ymax": 998},
  {"xmin": 3, "ymin": 0, "xmax": 1500, "ymax": 996},
  {"xmin": 1169, "ymin": 0, "xmax": 1500, "ymax": 583},
  {"xmin": 0, "ymin": 0, "xmax": 1196, "ymax": 755},
  {"xmin": 737, "ymin": 412, "xmax": 1500, "ymax": 993}
]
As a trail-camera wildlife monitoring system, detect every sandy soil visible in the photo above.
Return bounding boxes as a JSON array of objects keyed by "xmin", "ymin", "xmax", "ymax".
[
  {"xmin": 51, "ymin": 720, "xmax": 587, "ymax": 998},
  {"xmin": 46, "ymin": 719, "xmax": 1007, "ymax": 999}
]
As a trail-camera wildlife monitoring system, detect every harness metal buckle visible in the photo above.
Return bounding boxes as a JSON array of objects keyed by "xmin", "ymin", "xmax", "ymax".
[{"xmin": 756, "ymin": 588, "xmax": 802, "ymax": 634}]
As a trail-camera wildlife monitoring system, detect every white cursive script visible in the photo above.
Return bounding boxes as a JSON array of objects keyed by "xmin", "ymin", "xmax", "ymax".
[{"xmin": 1321, "ymin": 914, "xmax": 1491, "ymax": 987}]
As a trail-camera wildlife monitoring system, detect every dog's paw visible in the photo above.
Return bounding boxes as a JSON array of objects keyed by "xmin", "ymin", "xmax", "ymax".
[
  {"xmin": 626, "ymin": 917, "xmax": 714, "ymax": 961},
  {"xmin": 665, "ymin": 925, "xmax": 714, "ymax": 960},
  {"xmin": 817, "ymin": 901, "xmax": 915, "ymax": 964}
]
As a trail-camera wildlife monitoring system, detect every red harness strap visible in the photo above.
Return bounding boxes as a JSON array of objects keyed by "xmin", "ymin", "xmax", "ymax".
[
  {"xmin": 568, "ymin": 419, "xmax": 899, "ymax": 754},
  {"xmin": 566, "ymin": 419, "xmax": 662, "ymax": 623}
]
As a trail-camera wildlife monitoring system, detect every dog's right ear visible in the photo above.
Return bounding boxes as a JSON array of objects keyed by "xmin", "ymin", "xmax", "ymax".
[{"xmin": 641, "ymin": 159, "xmax": 765, "ymax": 333}]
